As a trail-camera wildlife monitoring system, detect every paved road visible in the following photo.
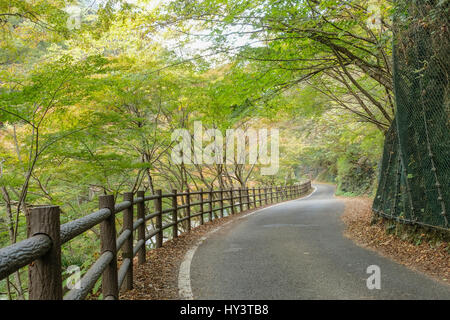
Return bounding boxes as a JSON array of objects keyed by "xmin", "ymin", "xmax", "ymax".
[{"xmin": 190, "ymin": 184, "xmax": 450, "ymax": 299}]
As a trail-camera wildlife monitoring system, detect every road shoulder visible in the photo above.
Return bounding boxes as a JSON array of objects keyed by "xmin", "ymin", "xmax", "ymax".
[
  {"xmin": 339, "ymin": 196, "xmax": 450, "ymax": 286},
  {"xmin": 119, "ymin": 197, "xmax": 308, "ymax": 300}
]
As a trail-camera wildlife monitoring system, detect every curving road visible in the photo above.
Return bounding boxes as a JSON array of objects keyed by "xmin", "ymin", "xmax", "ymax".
[{"xmin": 189, "ymin": 184, "xmax": 450, "ymax": 300}]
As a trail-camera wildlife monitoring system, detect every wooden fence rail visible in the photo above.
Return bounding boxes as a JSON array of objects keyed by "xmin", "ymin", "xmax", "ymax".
[{"xmin": 0, "ymin": 181, "xmax": 312, "ymax": 300}]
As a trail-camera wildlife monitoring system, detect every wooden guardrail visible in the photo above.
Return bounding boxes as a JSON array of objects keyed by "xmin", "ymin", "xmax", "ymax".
[{"xmin": 0, "ymin": 181, "xmax": 312, "ymax": 300}]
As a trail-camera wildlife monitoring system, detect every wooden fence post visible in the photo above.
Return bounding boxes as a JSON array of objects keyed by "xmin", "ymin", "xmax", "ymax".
[
  {"xmin": 219, "ymin": 188, "xmax": 224, "ymax": 218},
  {"xmin": 27, "ymin": 205, "xmax": 62, "ymax": 300},
  {"xmin": 270, "ymin": 186, "xmax": 273, "ymax": 203},
  {"xmin": 253, "ymin": 187, "xmax": 256, "ymax": 207},
  {"xmin": 172, "ymin": 189, "xmax": 178, "ymax": 238},
  {"xmin": 265, "ymin": 187, "xmax": 268, "ymax": 205},
  {"xmin": 230, "ymin": 188, "xmax": 235, "ymax": 215},
  {"xmin": 258, "ymin": 187, "xmax": 262, "ymax": 206},
  {"xmin": 246, "ymin": 187, "xmax": 251, "ymax": 210},
  {"xmin": 122, "ymin": 192, "xmax": 134, "ymax": 291},
  {"xmin": 99, "ymin": 195, "xmax": 119, "ymax": 300},
  {"xmin": 261, "ymin": 187, "xmax": 265, "ymax": 204},
  {"xmin": 154, "ymin": 190, "xmax": 163, "ymax": 248},
  {"xmin": 239, "ymin": 188, "xmax": 243, "ymax": 212},
  {"xmin": 136, "ymin": 191, "xmax": 146, "ymax": 265},
  {"xmin": 208, "ymin": 188, "xmax": 213, "ymax": 221},
  {"xmin": 186, "ymin": 189, "xmax": 191, "ymax": 232},
  {"xmin": 199, "ymin": 189, "xmax": 204, "ymax": 225}
]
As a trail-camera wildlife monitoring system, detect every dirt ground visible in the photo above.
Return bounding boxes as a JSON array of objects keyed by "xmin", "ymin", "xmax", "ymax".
[
  {"xmin": 339, "ymin": 196, "xmax": 450, "ymax": 285},
  {"xmin": 119, "ymin": 202, "xmax": 279, "ymax": 300},
  {"xmin": 120, "ymin": 194, "xmax": 449, "ymax": 300}
]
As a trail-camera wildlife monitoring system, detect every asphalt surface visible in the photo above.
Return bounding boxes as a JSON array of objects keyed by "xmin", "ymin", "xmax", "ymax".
[{"xmin": 190, "ymin": 184, "xmax": 450, "ymax": 299}]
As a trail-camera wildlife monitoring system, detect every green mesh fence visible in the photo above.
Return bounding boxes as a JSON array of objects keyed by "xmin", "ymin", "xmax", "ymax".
[{"xmin": 373, "ymin": 0, "xmax": 449, "ymax": 230}]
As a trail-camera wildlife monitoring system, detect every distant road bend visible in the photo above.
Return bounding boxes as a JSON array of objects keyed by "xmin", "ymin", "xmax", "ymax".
[{"xmin": 187, "ymin": 184, "xmax": 450, "ymax": 300}]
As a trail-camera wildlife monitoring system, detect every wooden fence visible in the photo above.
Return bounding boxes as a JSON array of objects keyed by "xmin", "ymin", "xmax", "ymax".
[{"xmin": 0, "ymin": 181, "xmax": 312, "ymax": 300}]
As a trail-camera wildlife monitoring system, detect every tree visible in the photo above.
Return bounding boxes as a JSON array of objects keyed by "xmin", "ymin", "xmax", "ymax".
[{"xmin": 160, "ymin": 0, "xmax": 395, "ymax": 131}]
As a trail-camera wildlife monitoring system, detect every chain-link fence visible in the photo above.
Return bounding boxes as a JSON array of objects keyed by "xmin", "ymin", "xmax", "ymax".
[{"xmin": 373, "ymin": 0, "xmax": 449, "ymax": 230}]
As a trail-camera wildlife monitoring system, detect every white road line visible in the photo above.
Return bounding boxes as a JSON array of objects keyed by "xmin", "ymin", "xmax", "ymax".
[{"xmin": 177, "ymin": 186, "xmax": 318, "ymax": 300}]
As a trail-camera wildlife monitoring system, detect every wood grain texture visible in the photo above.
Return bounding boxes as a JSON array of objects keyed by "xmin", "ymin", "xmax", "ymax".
[
  {"xmin": 137, "ymin": 191, "xmax": 146, "ymax": 264},
  {"xmin": 99, "ymin": 195, "xmax": 119, "ymax": 300},
  {"xmin": 154, "ymin": 190, "xmax": 163, "ymax": 248},
  {"xmin": 27, "ymin": 205, "xmax": 62, "ymax": 300},
  {"xmin": 122, "ymin": 192, "xmax": 134, "ymax": 291},
  {"xmin": 0, "ymin": 235, "xmax": 51, "ymax": 280},
  {"xmin": 172, "ymin": 189, "xmax": 178, "ymax": 238}
]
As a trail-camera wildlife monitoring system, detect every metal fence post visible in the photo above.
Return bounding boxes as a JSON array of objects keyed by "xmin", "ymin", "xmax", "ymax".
[
  {"xmin": 27, "ymin": 205, "xmax": 62, "ymax": 300},
  {"xmin": 99, "ymin": 195, "xmax": 119, "ymax": 300}
]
